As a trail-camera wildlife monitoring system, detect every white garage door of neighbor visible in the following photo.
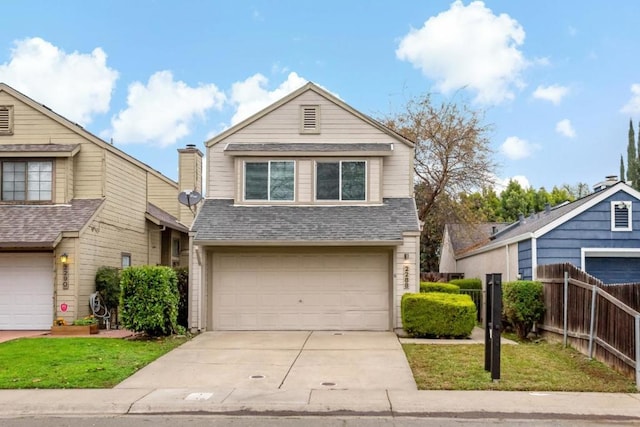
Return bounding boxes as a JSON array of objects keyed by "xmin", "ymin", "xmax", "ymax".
[
  {"xmin": 0, "ymin": 253, "xmax": 53, "ymax": 330},
  {"xmin": 212, "ymin": 250, "xmax": 390, "ymax": 331}
]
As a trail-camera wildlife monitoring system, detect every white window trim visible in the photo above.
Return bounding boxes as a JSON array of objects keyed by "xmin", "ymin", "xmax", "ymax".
[
  {"xmin": 610, "ymin": 201, "xmax": 632, "ymax": 231},
  {"xmin": 314, "ymin": 160, "xmax": 367, "ymax": 202},
  {"xmin": 243, "ymin": 160, "xmax": 296, "ymax": 202}
]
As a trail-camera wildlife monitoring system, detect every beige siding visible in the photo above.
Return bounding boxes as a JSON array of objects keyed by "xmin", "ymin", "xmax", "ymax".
[
  {"xmin": 208, "ymin": 90, "xmax": 414, "ymax": 201},
  {"xmin": 382, "ymin": 143, "xmax": 412, "ymax": 198},
  {"xmin": 393, "ymin": 234, "xmax": 420, "ymax": 329},
  {"xmin": 177, "ymin": 150, "xmax": 202, "ymax": 226},
  {"xmin": 148, "ymin": 173, "xmax": 179, "ymax": 218},
  {"xmin": 368, "ymin": 158, "xmax": 381, "ymax": 203},
  {"xmin": 54, "ymin": 242, "xmax": 77, "ymax": 323},
  {"xmin": 456, "ymin": 243, "xmax": 519, "ymax": 287},
  {"xmin": 297, "ymin": 160, "xmax": 312, "ymax": 203},
  {"xmin": 438, "ymin": 227, "xmax": 458, "ymax": 273},
  {"xmin": 54, "ymin": 157, "xmax": 70, "ymax": 203}
]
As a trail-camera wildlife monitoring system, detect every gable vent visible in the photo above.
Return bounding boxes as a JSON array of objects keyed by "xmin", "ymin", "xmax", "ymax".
[
  {"xmin": 300, "ymin": 105, "xmax": 320, "ymax": 134},
  {"xmin": 612, "ymin": 201, "xmax": 632, "ymax": 231},
  {"xmin": 0, "ymin": 106, "xmax": 12, "ymax": 134}
]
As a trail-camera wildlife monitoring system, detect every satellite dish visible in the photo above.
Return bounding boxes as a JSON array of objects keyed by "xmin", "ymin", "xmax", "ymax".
[{"xmin": 178, "ymin": 190, "xmax": 202, "ymax": 214}]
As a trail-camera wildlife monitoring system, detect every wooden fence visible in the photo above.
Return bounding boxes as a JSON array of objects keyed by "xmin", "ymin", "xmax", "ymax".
[{"xmin": 536, "ymin": 263, "xmax": 639, "ymax": 389}]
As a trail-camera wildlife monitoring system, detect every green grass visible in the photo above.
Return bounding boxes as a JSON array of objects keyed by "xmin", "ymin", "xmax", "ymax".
[
  {"xmin": 403, "ymin": 340, "xmax": 637, "ymax": 392},
  {"xmin": 0, "ymin": 336, "xmax": 188, "ymax": 389}
]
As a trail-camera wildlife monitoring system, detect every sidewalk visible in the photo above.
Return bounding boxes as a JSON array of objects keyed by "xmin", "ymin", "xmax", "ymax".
[{"xmin": 0, "ymin": 388, "xmax": 639, "ymax": 420}]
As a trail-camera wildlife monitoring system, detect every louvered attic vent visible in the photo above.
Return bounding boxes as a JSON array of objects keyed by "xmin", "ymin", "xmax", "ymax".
[
  {"xmin": 0, "ymin": 106, "xmax": 13, "ymax": 135},
  {"xmin": 300, "ymin": 105, "xmax": 320, "ymax": 134},
  {"xmin": 612, "ymin": 201, "xmax": 632, "ymax": 231}
]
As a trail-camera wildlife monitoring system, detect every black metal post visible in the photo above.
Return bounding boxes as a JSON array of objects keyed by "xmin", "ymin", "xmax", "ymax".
[{"xmin": 484, "ymin": 273, "xmax": 502, "ymax": 381}]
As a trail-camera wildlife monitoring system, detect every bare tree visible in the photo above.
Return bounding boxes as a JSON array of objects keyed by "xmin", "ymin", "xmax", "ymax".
[{"xmin": 381, "ymin": 93, "xmax": 496, "ymax": 271}]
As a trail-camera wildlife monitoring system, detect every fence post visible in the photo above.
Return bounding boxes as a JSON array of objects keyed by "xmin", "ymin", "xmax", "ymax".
[
  {"xmin": 635, "ymin": 315, "xmax": 639, "ymax": 391},
  {"xmin": 563, "ymin": 271, "xmax": 569, "ymax": 347},
  {"xmin": 588, "ymin": 285, "xmax": 598, "ymax": 359}
]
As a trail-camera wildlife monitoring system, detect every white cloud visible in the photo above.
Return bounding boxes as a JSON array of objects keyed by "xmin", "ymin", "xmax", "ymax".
[
  {"xmin": 109, "ymin": 71, "xmax": 225, "ymax": 146},
  {"xmin": 494, "ymin": 175, "xmax": 531, "ymax": 192},
  {"xmin": 500, "ymin": 136, "xmax": 538, "ymax": 160},
  {"xmin": 0, "ymin": 37, "xmax": 118, "ymax": 125},
  {"xmin": 533, "ymin": 84, "xmax": 569, "ymax": 105},
  {"xmin": 229, "ymin": 72, "xmax": 307, "ymax": 125},
  {"xmin": 621, "ymin": 84, "xmax": 640, "ymax": 115},
  {"xmin": 396, "ymin": 0, "xmax": 527, "ymax": 105},
  {"xmin": 555, "ymin": 119, "xmax": 576, "ymax": 138}
]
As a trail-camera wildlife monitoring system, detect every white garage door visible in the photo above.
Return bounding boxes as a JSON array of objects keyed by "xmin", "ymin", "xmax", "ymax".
[
  {"xmin": 0, "ymin": 253, "xmax": 53, "ymax": 330},
  {"xmin": 211, "ymin": 250, "xmax": 390, "ymax": 331}
]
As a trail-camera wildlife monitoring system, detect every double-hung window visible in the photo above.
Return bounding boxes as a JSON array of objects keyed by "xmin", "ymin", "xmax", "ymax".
[
  {"xmin": 316, "ymin": 160, "xmax": 366, "ymax": 201},
  {"xmin": 1, "ymin": 160, "xmax": 53, "ymax": 201},
  {"xmin": 244, "ymin": 160, "xmax": 295, "ymax": 201}
]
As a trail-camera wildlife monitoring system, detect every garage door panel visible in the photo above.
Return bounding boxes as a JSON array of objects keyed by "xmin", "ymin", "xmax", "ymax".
[
  {"xmin": 212, "ymin": 250, "xmax": 390, "ymax": 331},
  {"xmin": 0, "ymin": 253, "xmax": 53, "ymax": 330}
]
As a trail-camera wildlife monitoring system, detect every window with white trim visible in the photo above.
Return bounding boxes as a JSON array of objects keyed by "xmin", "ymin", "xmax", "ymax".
[
  {"xmin": 244, "ymin": 160, "xmax": 295, "ymax": 201},
  {"xmin": 316, "ymin": 160, "xmax": 366, "ymax": 201},
  {"xmin": 611, "ymin": 201, "xmax": 632, "ymax": 231},
  {"xmin": 300, "ymin": 105, "xmax": 320, "ymax": 134},
  {"xmin": 1, "ymin": 160, "xmax": 53, "ymax": 201},
  {"xmin": 0, "ymin": 105, "xmax": 13, "ymax": 135},
  {"xmin": 121, "ymin": 253, "xmax": 131, "ymax": 269}
]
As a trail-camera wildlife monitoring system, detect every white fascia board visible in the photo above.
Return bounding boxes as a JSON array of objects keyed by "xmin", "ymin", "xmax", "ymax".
[
  {"xmin": 534, "ymin": 183, "xmax": 640, "ymax": 239},
  {"xmin": 456, "ymin": 232, "xmax": 534, "ymax": 259},
  {"xmin": 581, "ymin": 247, "xmax": 640, "ymax": 270}
]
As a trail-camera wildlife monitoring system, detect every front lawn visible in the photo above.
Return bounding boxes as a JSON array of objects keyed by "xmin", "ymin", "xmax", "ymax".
[
  {"xmin": 403, "ymin": 340, "xmax": 637, "ymax": 392},
  {"xmin": 0, "ymin": 336, "xmax": 188, "ymax": 389}
]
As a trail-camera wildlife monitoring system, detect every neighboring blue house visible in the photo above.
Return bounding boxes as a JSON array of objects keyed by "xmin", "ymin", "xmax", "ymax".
[{"xmin": 439, "ymin": 179, "xmax": 640, "ymax": 285}]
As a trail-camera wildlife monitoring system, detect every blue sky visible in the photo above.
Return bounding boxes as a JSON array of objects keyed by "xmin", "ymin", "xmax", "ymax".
[{"xmin": 2, "ymin": 1, "xmax": 640, "ymax": 192}]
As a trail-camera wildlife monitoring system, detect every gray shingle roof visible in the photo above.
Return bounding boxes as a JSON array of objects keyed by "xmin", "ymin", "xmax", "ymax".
[
  {"xmin": 224, "ymin": 143, "xmax": 392, "ymax": 153},
  {"xmin": 0, "ymin": 199, "xmax": 104, "ymax": 248},
  {"xmin": 192, "ymin": 198, "xmax": 420, "ymax": 244},
  {"xmin": 146, "ymin": 203, "xmax": 189, "ymax": 233},
  {"xmin": 446, "ymin": 222, "xmax": 508, "ymax": 255}
]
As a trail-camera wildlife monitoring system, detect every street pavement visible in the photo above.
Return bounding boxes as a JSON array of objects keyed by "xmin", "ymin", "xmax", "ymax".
[{"xmin": 0, "ymin": 330, "xmax": 638, "ymax": 422}]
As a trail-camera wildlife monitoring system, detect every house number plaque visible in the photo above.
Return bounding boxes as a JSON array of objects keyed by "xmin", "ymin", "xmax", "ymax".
[
  {"xmin": 62, "ymin": 264, "xmax": 69, "ymax": 290},
  {"xmin": 403, "ymin": 265, "xmax": 409, "ymax": 289}
]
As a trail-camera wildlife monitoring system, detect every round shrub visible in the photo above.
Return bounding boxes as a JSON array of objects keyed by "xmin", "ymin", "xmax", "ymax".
[
  {"xmin": 401, "ymin": 292, "xmax": 475, "ymax": 338},
  {"xmin": 95, "ymin": 266, "xmax": 120, "ymax": 312},
  {"xmin": 449, "ymin": 278, "xmax": 482, "ymax": 290},
  {"xmin": 120, "ymin": 266, "xmax": 179, "ymax": 336},
  {"xmin": 420, "ymin": 282, "xmax": 460, "ymax": 294},
  {"xmin": 502, "ymin": 280, "xmax": 545, "ymax": 339}
]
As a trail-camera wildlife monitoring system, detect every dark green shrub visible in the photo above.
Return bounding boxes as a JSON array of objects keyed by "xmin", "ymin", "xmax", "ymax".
[
  {"xmin": 173, "ymin": 267, "xmax": 189, "ymax": 329},
  {"xmin": 401, "ymin": 293, "xmax": 475, "ymax": 338},
  {"xmin": 449, "ymin": 278, "xmax": 482, "ymax": 290},
  {"xmin": 120, "ymin": 266, "xmax": 179, "ymax": 336},
  {"xmin": 502, "ymin": 280, "xmax": 545, "ymax": 339},
  {"xmin": 95, "ymin": 266, "xmax": 120, "ymax": 312},
  {"xmin": 420, "ymin": 282, "xmax": 460, "ymax": 294}
]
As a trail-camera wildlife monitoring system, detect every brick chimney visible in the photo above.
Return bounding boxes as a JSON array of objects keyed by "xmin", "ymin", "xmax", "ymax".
[{"xmin": 177, "ymin": 144, "xmax": 203, "ymax": 227}]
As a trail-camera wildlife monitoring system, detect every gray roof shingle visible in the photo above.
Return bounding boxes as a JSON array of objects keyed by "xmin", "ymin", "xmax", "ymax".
[
  {"xmin": 192, "ymin": 198, "xmax": 420, "ymax": 244},
  {"xmin": 0, "ymin": 199, "xmax": 104, "ymax": 248},
  {"xmin": 146, "ymin": 203, "xmax": 189, "ymax": 233},
  {"xmin": 0, "ymin": 144, "xmax": 79, "ymax": 153}
]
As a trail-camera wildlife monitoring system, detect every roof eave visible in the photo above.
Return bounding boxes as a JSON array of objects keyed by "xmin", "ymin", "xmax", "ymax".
[{"xmin": 193, "ymin": 239, "xmax": 403, "ymax": 247}]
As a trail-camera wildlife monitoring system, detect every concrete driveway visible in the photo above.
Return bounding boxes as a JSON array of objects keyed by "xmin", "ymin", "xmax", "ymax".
[{"xmin": 116, "ymin": 331, "xmax": 417, "ymax": 390}]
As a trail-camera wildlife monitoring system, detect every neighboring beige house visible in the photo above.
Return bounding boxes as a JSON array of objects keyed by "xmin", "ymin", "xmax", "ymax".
[
  {"xmin": 190, "ymin": 82, "xmax": 421, "ymax": 332},
  {"xmin": 0, "ymin": 83, "xmax": 201, "ymax": 330}
]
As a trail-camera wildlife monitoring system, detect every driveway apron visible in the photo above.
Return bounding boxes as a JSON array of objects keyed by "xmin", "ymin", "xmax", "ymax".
[{"xmin": 115, "ymin": 331, "xmax": 417, "ymax": 390}]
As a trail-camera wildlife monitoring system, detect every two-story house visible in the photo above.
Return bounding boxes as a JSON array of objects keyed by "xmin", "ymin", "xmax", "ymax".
[
  {"xmin": 0, "ymin": 83, "xmax": 201, "ymax": 330},
  {"xmin": 190, "ymin": 83, "xmax": 421, "ymax": 332}
]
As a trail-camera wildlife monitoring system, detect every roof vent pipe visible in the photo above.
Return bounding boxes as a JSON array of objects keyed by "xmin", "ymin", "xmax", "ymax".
[
  {"xmin": 544, "ymin": 203, "xmax": 551, "ymax": 214},
  {"xmin": 518, "ymin": 213, "xmax": 525, "ymax": 223}
]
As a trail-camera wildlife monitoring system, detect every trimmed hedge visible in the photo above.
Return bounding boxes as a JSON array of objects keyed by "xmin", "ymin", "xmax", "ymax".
[
  {"xmin": 502, "ymin": 280, "xmax": 545, "ymax": 339},
  {"xmin": 120, "ymin": 266, "xmax": 179, "ymax": 337},
  {"xmin": 420, "ymin": 282, "xmax": 460, "ymax": 294},
  {"xmin": 401, "ymin": 292, "xmax": 476, "ymax": 338},
  {"xmin": 449, "ymin": 278, "xmax": 482, "ymax": 290},
  {"xmin": 173, "ymin": 267, "xmax": 189, "ymax": 329}
]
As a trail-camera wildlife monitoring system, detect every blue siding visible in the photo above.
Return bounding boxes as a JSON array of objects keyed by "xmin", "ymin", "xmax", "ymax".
[
  {"xmin": 536, "ymin": 191, "xmax": 640, "ymax": 282},
  {"xmin": 518, "ymin": 239, "xmax": 532, "ymax": 280},
  {"xmin": 584, "ymin": 257, "xmax": 640, "ymax": 284}
]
